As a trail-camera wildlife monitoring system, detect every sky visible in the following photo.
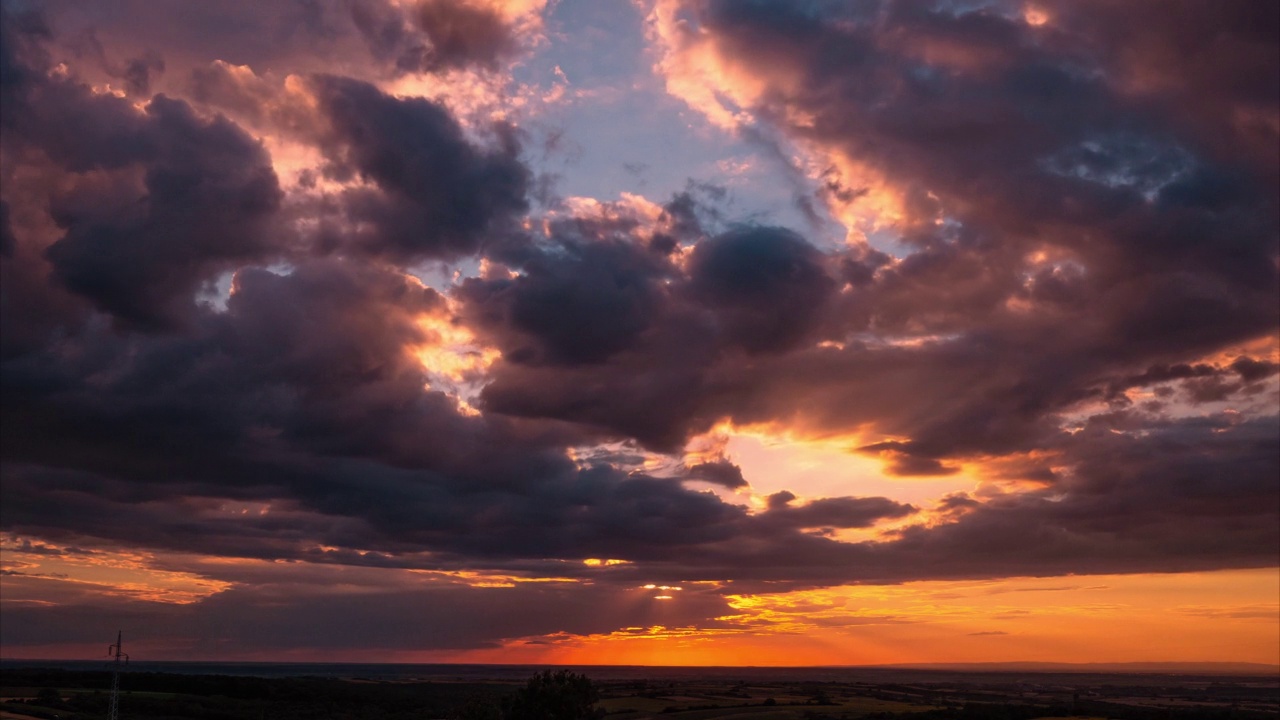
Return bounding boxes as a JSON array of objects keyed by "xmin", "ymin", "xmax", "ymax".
[{"xmin": 0, "ymin": 0, "xmax": 1277, "ymax": 666}]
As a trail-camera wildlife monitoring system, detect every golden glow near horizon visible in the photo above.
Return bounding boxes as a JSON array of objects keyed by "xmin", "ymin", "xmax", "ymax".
[
  {"xmin": 5, "ymin": 532, "xmax": 1276, "ymax": 666},
  {"xmin": 444, "ymin": 569, "xmax": 1280, "ymax": 667}
]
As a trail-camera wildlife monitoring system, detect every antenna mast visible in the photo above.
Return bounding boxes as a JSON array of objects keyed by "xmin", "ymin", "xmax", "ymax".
[{"xmin": 107, "ymin": 630, "xmax": 128, "ymax": 720}]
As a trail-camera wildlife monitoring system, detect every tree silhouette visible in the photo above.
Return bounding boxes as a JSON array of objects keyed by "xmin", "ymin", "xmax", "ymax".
[{"xmin": 503, "ymin": 670, "xmax": 601, "ymax": 720}]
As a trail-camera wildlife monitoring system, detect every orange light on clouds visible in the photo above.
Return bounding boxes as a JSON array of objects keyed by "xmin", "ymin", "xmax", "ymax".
[
  {"xmin": 686, "ymin": 422, "xmax": 978, "ymax": 510},
  {"xmin": 644, "ymin": 0, "xmax": 766, "ymax": 131},
  {"xmin": 0, "ymin": 536, "xmax": 231, "ymax": 605},
  {"xmin": 412, "ymin": 304, "xmax": 501, "ymax": 403},
  {"xmin": 803, "ymin": 147, "xmax": 912, "ymax": 246},
  {"xmin": 453, "ymin": 569, "xmax": 1280, "ymax": 667},
  {"xmin": 643, "ymin": 0, "xmax": 916, "ymax": 246},
  {"xmin": 417, "ymin": 569, "xmax": 582, "ymax": 588},
  {"xmin": 1023, "ymin": 7, "xmax": 1050, "ymax": 27}
]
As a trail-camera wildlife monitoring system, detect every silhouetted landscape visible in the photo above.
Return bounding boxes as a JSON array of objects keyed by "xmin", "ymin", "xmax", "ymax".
[
  {"xmin": 2, "ymin": 0, "xmax": 1277, "ymax": 708},
  {"xmin": 2, "ymin": 664, "xmax": 1277, "ymax": 719}
]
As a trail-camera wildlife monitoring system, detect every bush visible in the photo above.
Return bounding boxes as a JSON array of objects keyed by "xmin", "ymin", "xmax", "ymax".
[{"xmin": 503, "ymin": 670, "xmax": 601, "ymax": 720}]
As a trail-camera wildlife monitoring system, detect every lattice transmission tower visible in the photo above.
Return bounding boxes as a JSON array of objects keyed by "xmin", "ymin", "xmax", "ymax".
[{"xmin": 107, "ymin": 630, "xmax": 128, "ymax": 720}]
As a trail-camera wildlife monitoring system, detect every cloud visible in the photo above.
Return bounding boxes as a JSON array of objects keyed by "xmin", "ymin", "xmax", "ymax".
[
  {"xmin": 457, "ymin": 232, "xmax": 668, "ymax": 366},
  {"xmin": 686, "ymin": 226, "xmax": 834, "ymax": 354},
  {"xmin": 1, "ymin": 0, "xmax": 1277, "ymax": 657},
  {"xmin": 857, "ymin": 442, "xmax": 960, "ymax": 477},
  {"xmin": 763, "ymin": 496, "xmax": 917, "ymax": 531},
  {"xmin": 2, "ymin": 17, "xmax": 284, "ymax": 331},
  {"xmin": 628, "ymin": 0, "xmax": 1279, "ymax": 456},
  {"xmin": 0, "ymin": 567, "xmax": 734, "ymax": 656},
  {"xmin": 33, "ymin": 0, "xmax": 544, "ymax": 89},
  {"xmin": 351, "ymin": 0, "xmax": 524, "ymax": 74},
  {"xmin": 308, "ymin": 74, "xmax": 530, "ymax": 260},
  {"xmin": 41, "ymin": 95, "xmax": 283, "ymax": 329},
  {"xmin": 683, "ymin": 460, "xmax": 747, "ymax": 489}
]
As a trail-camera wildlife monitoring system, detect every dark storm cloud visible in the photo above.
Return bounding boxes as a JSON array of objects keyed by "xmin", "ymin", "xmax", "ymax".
[
  {"xmin": 457, "ymin": 233, "xmax": 669, "ymax": 365},
  {"xmin": 459, "ymin": 215, "xmax": 844, "ymax": 448},
  {"xmin": 761, "ymin": 495, "xmax": 918, "ymax": 530},
  {"xmin": 182, "ymin": 66, "xmax": 534, "ymax": 263},
  {"xmin": 1, "ymin": 253, "xmax": 597, "ymax": 522},
  {"xmin": 309, "ymin": 74, "xmax": 530, "ymax": 259},
  {"xmin": 41, "ymin": 95, "xmax": 282, "ymax": 329},
  {"xmin": 686, "ymin": 227, "xmax": 834, "ymax": 354},
  {"xmin": 2, "ymin": 16, "xmax": 283, "ymax": 330},
  {"xmin": 684, "ymin": 460, "xmax": 747, "ymax": 489}
]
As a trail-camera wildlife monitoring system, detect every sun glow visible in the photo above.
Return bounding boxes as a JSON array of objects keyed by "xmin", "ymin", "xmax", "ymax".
[
  {"xmin": 413, "ymin": 311, "xmax": 501, "ymax": 385},
  {"xmin": 685, "ymin": 422, "xmax": 979, "ymax": 511},
  {"xmin": 1023, "ymin": 7, "xmax": 1050, "ymax": 26},
  {"xmin": 446, "ymin": 569, "xmax": 1280, "ymax": 667}
]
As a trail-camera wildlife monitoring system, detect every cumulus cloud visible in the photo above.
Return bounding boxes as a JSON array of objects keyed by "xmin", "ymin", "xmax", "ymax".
[{"xmin": 308, "ymin": 74, "xmax": 530, "ymax": 259}]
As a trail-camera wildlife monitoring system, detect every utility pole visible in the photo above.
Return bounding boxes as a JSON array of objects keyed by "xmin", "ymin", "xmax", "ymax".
[{"xmin": 108, "ymin": 630, "xmax": 128, "ymax": 720}]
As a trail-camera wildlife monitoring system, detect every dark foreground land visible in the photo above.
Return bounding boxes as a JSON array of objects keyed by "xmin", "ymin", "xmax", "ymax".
[{"xmin": 1, "ymin": 665, "xmax": 1276, "ymax": 720}]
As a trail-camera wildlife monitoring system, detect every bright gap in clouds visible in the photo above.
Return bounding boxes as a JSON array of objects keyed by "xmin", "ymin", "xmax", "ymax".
[{"xmin": 713, "ymin": 428, "xmax": 978, "ymax": 509}]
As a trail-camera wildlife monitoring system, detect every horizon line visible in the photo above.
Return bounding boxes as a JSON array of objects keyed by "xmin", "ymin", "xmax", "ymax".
[{"xmin": 2, "ymin": 658, "xmax": 1276, "ymax": 675}]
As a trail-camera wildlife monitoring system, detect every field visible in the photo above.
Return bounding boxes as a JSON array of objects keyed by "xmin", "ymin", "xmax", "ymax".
[
  {"xmin": 0, "ymin": 666, "xmax": 1275, "ymax": 720},
  {"xmin": 595, "ymin": 680, "xmax": 938, "ymax": 718}
]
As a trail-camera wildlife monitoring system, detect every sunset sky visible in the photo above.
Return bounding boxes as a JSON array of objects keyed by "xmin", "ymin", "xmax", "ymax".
[{"xmin": 1, "ymin": 0, "xmax": 1278, "ymax": 666}]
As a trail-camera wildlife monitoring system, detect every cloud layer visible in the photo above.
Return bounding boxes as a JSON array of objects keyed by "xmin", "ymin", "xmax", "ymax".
[{"xmin": 1, "ymin": 0, "xmax": 1276, "ymax": 656}]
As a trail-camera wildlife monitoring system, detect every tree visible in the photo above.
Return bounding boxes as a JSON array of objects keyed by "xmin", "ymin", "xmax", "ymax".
[{"xmin": 503, "ymin": 670, "xmax": 601, "ymax": 720}]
